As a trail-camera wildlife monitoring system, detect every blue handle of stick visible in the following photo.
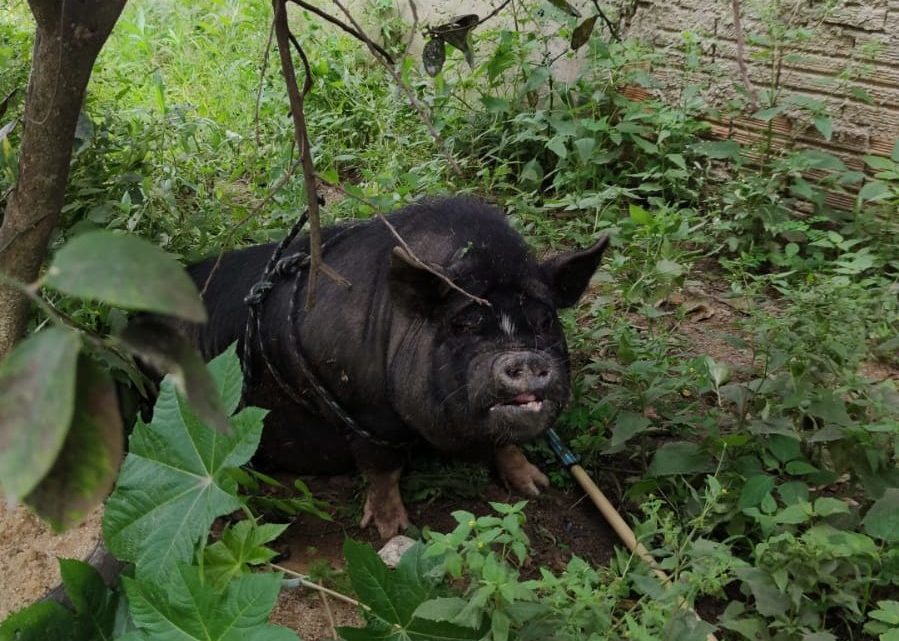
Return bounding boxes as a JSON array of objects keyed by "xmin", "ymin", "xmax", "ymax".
[{"xmin": 545, "ymin": 428, "xmax": 579, "ymax": 468}]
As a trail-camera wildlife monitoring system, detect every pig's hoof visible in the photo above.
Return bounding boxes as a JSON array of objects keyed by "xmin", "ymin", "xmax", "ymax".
[
  {"xmin": 495, "ymin": 444, "xmax": 551, "ymax": 497},
  {"xmin": 503, "ymin": 461, "xmax": 550, "ymax": 497},
  {"xmin": 361, "ymin": 494, "xmax": 410, "ymax": 539}
]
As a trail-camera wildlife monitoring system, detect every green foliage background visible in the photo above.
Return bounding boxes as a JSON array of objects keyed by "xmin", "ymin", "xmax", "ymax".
[{"xmin": 0, "ymin": 0, "xmax": 897, "ymax": 640}]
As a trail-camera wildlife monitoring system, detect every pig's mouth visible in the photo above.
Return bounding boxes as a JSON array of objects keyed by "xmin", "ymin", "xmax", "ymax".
[{"xmin": 490, "ymin": 392, "xmax": 545, "ymax": 413}]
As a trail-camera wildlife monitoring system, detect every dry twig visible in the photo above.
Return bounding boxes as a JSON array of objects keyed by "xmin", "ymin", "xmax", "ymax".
[
  {"xmin": 288, "ymin": 0, "xmax": 395, "ymax": 63},
  {"xmin": 271, "ymin": 563, "xmax": 365, "ymax": 608},
  {"xmin": 315, "ymin": 173, "xmax": 490, "ymax": 307},
  {"xmin": 272, "ymin": 0, "xmax": 349, "ymax": 310},
  {"xmin": 731, "ymin": 0, "xmax": 759, "ymax": 111},
  {"xmin": 329, "ymin": 0, "xmax": 464, "ymax": 178}
]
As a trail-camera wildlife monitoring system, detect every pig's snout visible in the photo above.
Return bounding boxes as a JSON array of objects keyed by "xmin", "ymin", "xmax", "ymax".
[{"xmin": 493, "ymin": 352, "xmax": 556, "ymax": 400}]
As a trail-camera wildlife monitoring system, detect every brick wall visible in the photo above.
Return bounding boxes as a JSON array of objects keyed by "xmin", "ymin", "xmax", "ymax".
[{"xmin": 621, "ymin": 0, "xmax": 899, "ymax": 160}]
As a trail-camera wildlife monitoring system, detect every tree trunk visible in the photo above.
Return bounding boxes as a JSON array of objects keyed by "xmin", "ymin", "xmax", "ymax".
[{"xmin": 0, "ymin": 0, "xmax": 128, "ymax": 358}]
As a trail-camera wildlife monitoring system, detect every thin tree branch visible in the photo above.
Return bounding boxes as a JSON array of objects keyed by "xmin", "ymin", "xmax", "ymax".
[
  {"xmin": 329, "ymin": 0, "xmax": 464, "ymax": 178},
  {"xmin": 201, "ymin": 158, "xmax": 298, "ymax": 295},
  {"xmin": 273, "ymin": 0, "xmax": 349, "ymax": 311},
  {"xmin": 288, "ymin": 0, "xmax": 394, "ymax": 64},
  {"xmin": 477, "ymin": 0, "xmax": 514, "ymax": 26},
  {"xmin": 731, "ymin": 0, "xmax": 759, "ymax": 112},
  {"xmin": 401, "ymin": 0, "xmax": 419, "ymax": 58},
  {"xmin": 254, "ymin": 16, "xmax": 276, "ymax": 148},
  {"xmin": 315, "ymin": 172, "xmax": 490, "ymax": 307},
  {"xmin": 590, "ymin": 0, "xmax": 621, "ymax": 42},
  {"xmin": 272, "ymin": 563, "xmax": 366, "ymax": 608}
]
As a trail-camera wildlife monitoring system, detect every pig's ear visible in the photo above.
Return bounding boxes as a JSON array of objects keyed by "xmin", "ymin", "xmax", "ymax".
[
  {"xmin": 540, "ymin": 234, "xmax": 610, "ymax": 308},
  {"xmin": 388, "ymin": 245, "xmax": 450, "ymax": 311}
]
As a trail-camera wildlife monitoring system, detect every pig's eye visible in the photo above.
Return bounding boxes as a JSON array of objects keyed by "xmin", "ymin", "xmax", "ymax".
[
  {"xmin": 526, "ymin": 305, "xmax": 555, "ymax": 332},
  {"xmin": 450, "ymin": 311, "xmax": 485, "ymax": 333}
]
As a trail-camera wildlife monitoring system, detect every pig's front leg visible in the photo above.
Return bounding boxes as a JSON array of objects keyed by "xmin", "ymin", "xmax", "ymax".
[
  {"xmin": 359, "ymin": 467, "xmax": 410, "ymax": 539},
  {"xmin": 495, "ymin": 444, "xmax": 550, "ymax": 497}
]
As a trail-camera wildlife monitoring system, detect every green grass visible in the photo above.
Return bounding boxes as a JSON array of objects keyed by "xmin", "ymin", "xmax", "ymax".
[{"xmin": 1, "ymin": 0, "xmax": 898, "ymax": 638}]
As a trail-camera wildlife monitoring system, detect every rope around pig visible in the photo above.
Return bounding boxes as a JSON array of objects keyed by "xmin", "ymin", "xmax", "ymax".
[{"xmin": 241, "ymin": 203, "xmax": 413, "ymax": 449}]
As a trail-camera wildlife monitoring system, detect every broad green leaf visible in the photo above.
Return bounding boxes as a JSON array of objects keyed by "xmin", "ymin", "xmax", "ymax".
[
  {"xmin": 413, "ymin": 597, "xmax": 469, "ymax": 624},
  {"xmin": 629, "ymin": 203, "xmax": 651, "ymax": 225},
  {"xmin": 342, "ymin": 539, "xmax": 484, "ymax": 641},
  {"xmin": 773, "ymin": 501, "xmax": 813, "ymax": 524},
  {"xmin": 753, "ymin": 104, "xmax": 787, "ymax": 121},
  {"xmin": 858, "ymin": 180, "xmax": 890, "ymax": 202},
  {"xmin": 26, "ymin": 358, "xmax": 123, "ymax": 531},
  {"xmin": 813, "ymin": 497, "xmax": 849, "ymax": 517},
  {"xmin": 739, "ymin": 475, "xmax": 775, "ymax": 509},
  {"xmin": 0, "ymin": 559, "xmax": 119, "ymax": 641},
  {"xmin": 668, "ymin": 608, "xmax": 717, "ymax": 641},
  {"xmin": 120, "ymin": 318, "xmax": 232, "ymax": 433},
  {"xmin": 807, "ymin": 393, "xmax": 853, "ymax": 426},
  {"xmin": 0, "ymin": 327, "xmax": 81, "ymax": 501},
  {"xmin": 868, "ymin": 600, "xmax": 899, "ymax": 625},
  {"xmin": 45, "ymin": 231, "xmax": 206, "ymax": 322},
  {"xmin": 655, "ymin": 259, "xmax": 684, "ymax": 277},
  {"xmin": 59, "ymin": 559, "xmax": 118, "ymax": 640},
  {"xmin": 345, "ymin": 538, "xmax": 423, "ymax": 626},
  {"xmin": 735, "ymin": 567, "xmax": 788, "ymax": 617},
  {"xmin": 893, "ymin": 139, "xmax": 899, "ymax": 163},
  {"xmin": 124, "ymin": 565, "xmax": 297, "ymax": 641},
  {"xmin": 203, "ymin": 520, "xmax": 289, "ymax": 591},
  {"xmin": 648, "ymin": 442, "xmax": 711, "ymax": 476},
  {"xmin": 481, "ymin": 96, "xmax": 511, "ymax": 115},
  {"xmin": 519, "ymin": 158, "xmax": 544, "ymax": 185},
  {"xmin": 863, "ymin": 155, "xmax": 896, "ymax": 172},
  {"xmin": 524, "ymin": 67, "xmax": 550, "ymax": 93},
  {"xmin": 785, "ymin": 460, "xmax": 818, "ymax": 476},
  {"xmin": 573, "ymin": 137, "xmax": 596, "ymax": 162},
  {"xmin": 693, "ymin": 140, "xmax": 741, "ymax": 160},
  {"xmin": 667, "ymin": 153, "xmax": 687, "ymax": 170},
  {"xmin": 704, "ymin": 356, "xmax": 731, "ymax": 387},
  {"xmin": 863, "ymin": 488, "xmax": 899, "ymax": 544},
  {"xmin": 0, "ymin": 601, "xmax": 78, "ymax": 641},
  {"xmin": 797, "ymin": 149, "xmax": 845, "ymax": 171},
  {"xmin": 812, "ymin": 116, "xmax": 833, "ymax": 141},
  {"xmin": 609, "ymin": 411, "xmax": 651, "ymax": 448},
  {"xmin": 546, "ymin": 135, "xmax": 568, "ymax": 159},
  {"xmin": 571, "ymin": 16, "xmax": 598, "ymax": 50},
  {"xmin": 103, "ymin": 350, "xmax": 266, "ymax": 582}
]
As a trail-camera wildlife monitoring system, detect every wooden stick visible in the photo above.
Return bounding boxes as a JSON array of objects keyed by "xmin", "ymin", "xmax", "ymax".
[{"xmin": 567, "ymin": 464, "xmax": 718, "ymax": 641}]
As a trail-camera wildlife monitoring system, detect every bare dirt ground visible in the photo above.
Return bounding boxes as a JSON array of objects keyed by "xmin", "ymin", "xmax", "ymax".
[
  {"xmin": 0, "ymin": 503, "xmax": 103, "ymax": 618},
  {"xmin": 269, "ymin": 474, "xmax": 619, "ymax": 639}
]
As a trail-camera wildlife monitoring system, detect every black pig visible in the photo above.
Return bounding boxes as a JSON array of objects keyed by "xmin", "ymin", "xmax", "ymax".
[{"xmin": 185, "ymin": 197, "xmax": 608, "ymax": 537}]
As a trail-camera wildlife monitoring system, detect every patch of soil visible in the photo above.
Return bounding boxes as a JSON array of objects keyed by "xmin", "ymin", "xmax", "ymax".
[
  {"xmin": 268, "ymin": 475, "xmax": 619, "ymax": 640},
  {"xmin": 275, "ymin": 472, "xmax": 618, "ymax": 584},
  {"xmin": 0, "ymin": 503, "xmax": 103, "ymax": 618},
  {"xmin": 270, "ymin": 588, "xmax": 362, "ymax": 640}
]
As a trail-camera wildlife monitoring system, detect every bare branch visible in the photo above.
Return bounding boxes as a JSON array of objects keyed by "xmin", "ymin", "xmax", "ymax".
[
  {"xmin": 201, "ymin": 159, "xmax": 298, "ymax": 296},
  {"xmin": 315, "ymin": 173, "xmax": 491, "ymax": 308},
  {"xmin": 589, "ymin": 0, "xmax": 621, "ymax": 42},
  {"xmin": 401, "ymin": 0, "xmax": 418, "ymax": 58},
  {"xmin": 731, "ymin": 0, "xmax": 759, "ymax": 112},
  {"xmin": 329, "ymin": 0, "xmax": 464, "ymax": 178},
  {"xmin": 477, "ymin": 0, "xmax": 514, "ymax": 26},
  {"xmin": 254, "ymin": 16, "xmax": 276, "ymax": 148},
  {"xmin": 287, "ymin": 0, "xmax": 395, "ymax": 64},
  {"xmin": 272, "ymin": 0, "xmax": 348, "ymax": 310}
]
